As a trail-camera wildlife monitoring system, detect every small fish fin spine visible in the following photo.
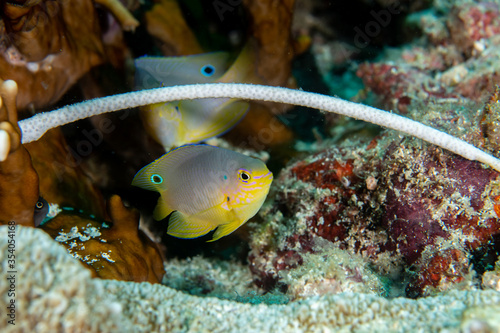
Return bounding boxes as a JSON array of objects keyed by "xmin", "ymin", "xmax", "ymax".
[
  {"xmin": 167, "ymin": 211, "xmax": 217, "ymax": 238},
  {"xmin": 208, "ymin": 218, "xmax": 246, "ymax": 242}
]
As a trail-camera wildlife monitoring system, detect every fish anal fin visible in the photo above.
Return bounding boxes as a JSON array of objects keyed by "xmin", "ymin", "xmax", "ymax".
[
  {"xmin": 167, "ymin": 211, "xmax": 217, "ymax": 239},
  {"xmin": 207, "ymin": 219, "xmax": 246, "ymax": 242}
]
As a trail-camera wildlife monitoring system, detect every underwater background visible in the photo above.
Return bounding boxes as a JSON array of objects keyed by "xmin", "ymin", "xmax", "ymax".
[{"xmin": 1, "ymin": 0, "xmax": 500, "ymax": 331}]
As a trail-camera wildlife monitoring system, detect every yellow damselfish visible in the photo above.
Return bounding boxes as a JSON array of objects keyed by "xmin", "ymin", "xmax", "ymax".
[
  {"xmin": 135, "ymin": 45, "xmax": 257, "ymax": 150},
  {"xmin": 132, "ymin": 144, "xmax": 273, "ymax": 242}
]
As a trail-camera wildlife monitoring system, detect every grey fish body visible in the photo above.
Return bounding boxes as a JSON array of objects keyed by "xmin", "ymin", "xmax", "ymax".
[{"xmin": 132, "ymin": 144, "xmax": 273, "ymax": 241}]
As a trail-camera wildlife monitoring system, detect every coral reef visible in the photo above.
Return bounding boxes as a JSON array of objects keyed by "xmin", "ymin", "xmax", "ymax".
[
  {"xmin": 162, "ymin": 255, "xmax": 260, "ymax": 300},
  {"xmin": 1, "ymin": 0, "xmax": 103, "ymax": 110},
  {"xmin": 2, "ymin": 226, "xmax": 500, "ymax": 332},
  {"xmin": 25, "ymin": 128, "xmax": 107, "ymax": 218},
  {"xmin": 356, "ymin": 2, "xmax": 500, "ymax": 112},
  {"xmin": 483, "ymin": 257, "xmax": 500, "ymax": 291},
  {"xmin": 0, "ymin": 80, "xmax": 38, "ymax": 226},
  {"xmin": 2, "ymin": 0, "xmax": 500, "ymax": 331},
  {"xmin": 143, "ymin": 0, "xmax": 203, "ymax": 56},
  {"xmin": 41, "ymin": 195, "xmax": 165, "ymax": 282},
  {"xmin": 0, "ymin": 0, "xmax": 138, "ymax": 110},
  {"xmin": 481, "ymin": 85, "xmax": 500, "ymax": 154},
  {"xmin": 249, "ymin": 99, "xmax": 500, "ymax": 297}
]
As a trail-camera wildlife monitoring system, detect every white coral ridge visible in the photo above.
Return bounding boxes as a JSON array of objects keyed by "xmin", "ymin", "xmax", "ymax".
[
  {"xmin": 2, "ymin": 225, "xmax": 500, "ymax": 332},
  {"xmin": 18, "ymin": 83, "xmax": 500, "ymax": 171}
]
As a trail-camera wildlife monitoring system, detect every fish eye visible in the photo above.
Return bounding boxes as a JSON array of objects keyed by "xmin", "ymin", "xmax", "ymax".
[
  {"xmin": 201, "ymin": 64, "xmax": 215, "ymax": 77},
  {"xmin": 151, "ymin": 174, "xmax": 163, "ymax": 184},
  {"xmin": 35, "ymin": 201, "xmax": 44, "ymax": 209},
  {"xmin": 238, "ymin": 170, "xmax": 251, "ymax": 182}
]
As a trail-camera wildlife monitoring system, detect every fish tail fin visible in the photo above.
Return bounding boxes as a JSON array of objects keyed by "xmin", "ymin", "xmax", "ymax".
[
  {"xmin": 207, "ymin": 219, "xmax": 246, "ymax": 242},
  {"xmin": 219, "ymin": 42, "xmax": 262, "ymax": 84},
  {"xmin": 166, "ymin": 211, "xmax": 217, "ymax": 239},
  {"xmin": 184, "ymin": 100, "xmax": 249, "ymax": 143}
]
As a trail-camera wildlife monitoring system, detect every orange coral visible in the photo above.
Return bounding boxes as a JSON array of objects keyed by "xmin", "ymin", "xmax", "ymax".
[
  {"xmin": 144, "ymin": 0, "xmax": 203, "ymax": 56},
  {"xmin": 25, "ymin": 128, "xmax": 107, "ymax": 218},
  {"xmin": 0, "ymin": 0, "xmax": 137, "ymax": 111},
  {"xmin": 0, "ymin": 80, "xmax": 39, "ymax": 226},
  {"xmin": 224, "ymin": 102, "xmax": 294, "ymax": 149},
  {"xmin": 494, "ymin": 195, "xmax": 500, "ymax": 218},
  {"xmin": 243, "ymin": 0, "xmax": 296, "ymax": 88},
  {"xmin": 41, "ymin": 195, "xmax": 165, "ymax": 283}
]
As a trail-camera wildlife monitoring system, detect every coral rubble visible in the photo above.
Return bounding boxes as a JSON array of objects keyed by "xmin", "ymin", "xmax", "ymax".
[
  {"xmin": 2, "ymin": 226, "xmax": 500, "ymax": 332},
  {"xmin": 249, "ymin": 108, "xmax": 500, "ymax": 297}
]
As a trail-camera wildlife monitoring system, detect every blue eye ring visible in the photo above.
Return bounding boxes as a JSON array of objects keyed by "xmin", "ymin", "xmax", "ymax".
[
  {"xmin": 151, "ymin": 174, "xmax": 163, "ymax": 184},
  {"xmin": 238, "ymin": 169, "xmax": 251, "ymax": 183},
  {"xmin": 201, "ymin": 64, "xmax": 215, "ymax": 77}
]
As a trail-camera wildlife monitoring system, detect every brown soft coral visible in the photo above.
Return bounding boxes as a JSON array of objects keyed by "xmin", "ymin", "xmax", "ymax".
[
  {"xmin": 0, "ymin": 0, "xmax": 137, "ymax": 111},
  {"xmin": 243, "ymin": 0, "xmax": 296, "ymax": 89},
  {"xmin": 25, "ymin": 128, "xmax": 107, "ymax": 219},
  {"xmin": 41, "ymin": 195, "xmax": 165, "ymax": 283},
  {"xmin": 143, "ymin": 0, "xmax": 202, "ymax": 56},
  {"xmin": 0, "ymin": 80, "xmax": 38, "ymax": 226}
]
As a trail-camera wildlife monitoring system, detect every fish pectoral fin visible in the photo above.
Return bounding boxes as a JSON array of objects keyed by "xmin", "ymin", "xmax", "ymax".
[
  {"xmin": 167, "ymin": 211, "xmax": 217, "ymax": 239},
  {"xmin": 153, "ymin": 197, "xmax": 174, "ymax": 221},
  {"xmin": 207, "ymin": 218, "xmax": 246, "ymax": 242},
  {"xmin": 184, "ymin": 100, "xmax": 249, "ymax": 143}
]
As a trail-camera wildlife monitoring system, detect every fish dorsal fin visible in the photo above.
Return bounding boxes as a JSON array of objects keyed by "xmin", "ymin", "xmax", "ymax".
[
  {"xmin": 134, "ymin": 52, "xmax": 231, "ymax": 90},
  {"xmin": 160, "ymin": 144, "xmax": 216, "ymax": 166},
  {"xmin": 167, "ymin": 211, "xmax": 217, "ymax": 239},
  {"xmin": 132, "ymin": 144, "xmax": 213, "ymax": 192},
  {"xmin": 208, "ymin": 218, "xmax": 246, "ymax": 242},
  {"xmin": 182, "ymin": 99, "xmax": 249, "ymax": 143}
]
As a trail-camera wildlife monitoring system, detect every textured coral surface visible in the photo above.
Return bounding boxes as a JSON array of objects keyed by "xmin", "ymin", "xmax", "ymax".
[{"xmin": 2, "ymin": 227, "xmax": 500, "ymax": 332}]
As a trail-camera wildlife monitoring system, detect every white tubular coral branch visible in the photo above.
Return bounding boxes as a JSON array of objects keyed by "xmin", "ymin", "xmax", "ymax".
[{"xmin": 18, "ymin": 83, "xmax": 500, "ymax": 172}]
